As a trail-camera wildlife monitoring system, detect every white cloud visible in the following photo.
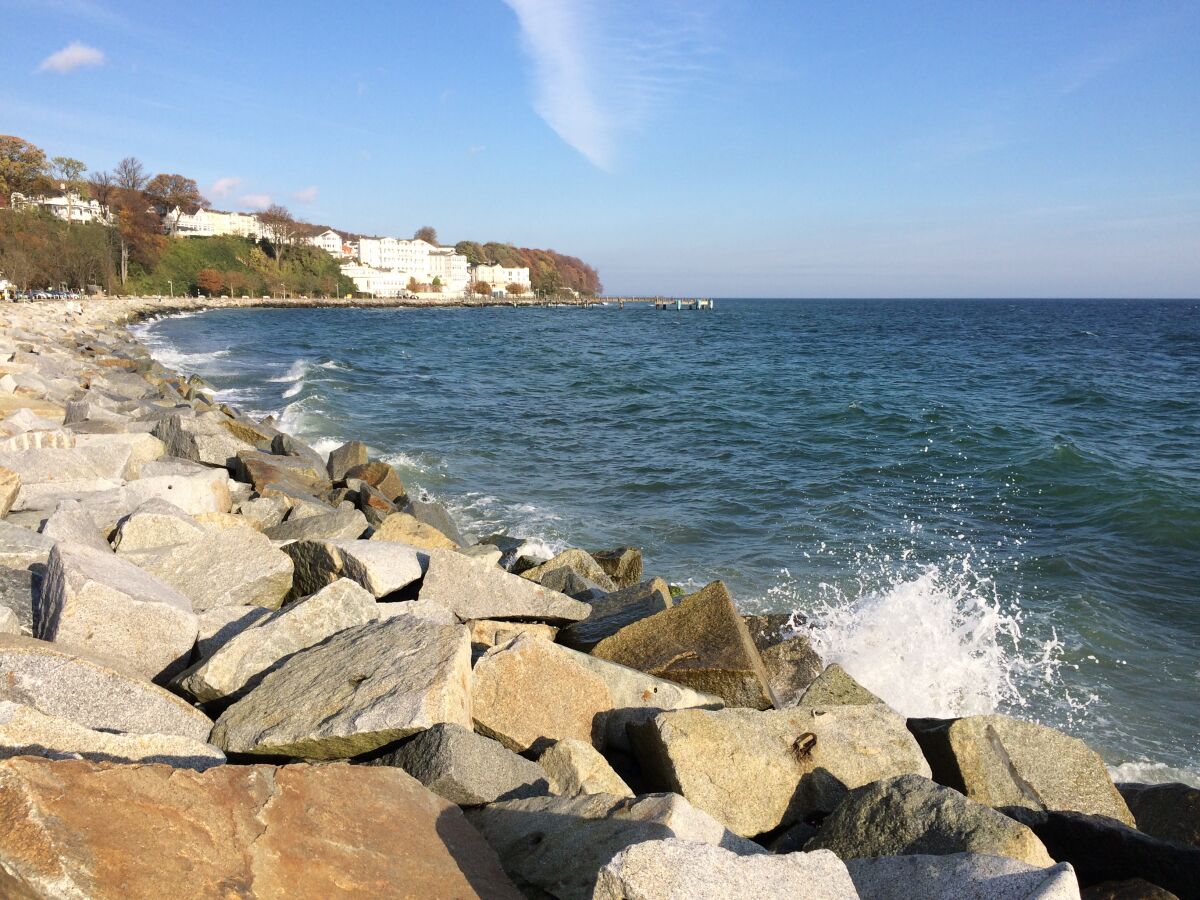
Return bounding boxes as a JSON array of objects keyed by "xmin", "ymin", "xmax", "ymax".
[
  {"xmin": 467, "ymin": 144, "xmax": 487, "ymax": 156},
  {"xmin": 293, "ymin": 186, "xmax": 318, "ymax": 203},
  {"xmin": 210, "ymin": 177, "xmax": 241, "ymax": 199},
  {"xmin": 238, "ymin": 193, "xmax": 272, "ymax": 211},
  {"xmin": 37, "ymin": 41, "xmax": 105, "ymax": 74},
  {"xmin": 502, "ymin": 0, "xmax": 714, "ymax": 170}
]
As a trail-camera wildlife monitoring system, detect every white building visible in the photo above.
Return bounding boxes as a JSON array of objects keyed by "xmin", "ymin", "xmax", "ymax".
[
  {"xmin": 354, "ymin": 237, "xmax": 469, "ymax": 293},
  {"xmin": 340, "ymin": 263, "xmax": 415, "ymax": 298},
  {"xmin": 305, "ymin": 229, "xmax": 342, "ymax": 256},
  {"xmin": 174, "ymin": 208, "xmax": 266, "ymax": 239},
  {"xmin": 472, "ymin": 264, "xmax": 531, "ymax": 294},
  {"xmin": 10, "ymin": 191, "xmax": 109, "ymax": 225},
  {"xmin": 428, "ymin": 246, "xmax": 470, "ymax": 293}
]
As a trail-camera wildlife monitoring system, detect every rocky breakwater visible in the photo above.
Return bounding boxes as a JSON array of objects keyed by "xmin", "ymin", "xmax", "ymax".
[{"xmin": 0, "ymin": 297, "xmax": 1195, "ymax": 899}]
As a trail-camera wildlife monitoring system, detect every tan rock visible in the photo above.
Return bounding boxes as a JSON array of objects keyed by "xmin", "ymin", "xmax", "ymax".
[
  {"xmin": 558, "ymin": 577, "xmax": 673, "ymax": 651},
  {"xmin": 125, "ymin": 458, "xmax": 232, "ymax": 515},
  {"xmin": 0, "ymin": 757, "xmax": 521, "ymax": 899},
  {"xmin": 538, "ymin": 738, "xmax": 633, "ymax": 797},
  {"xmin": 212, "ymin": 616, "xmax": 472, "ymax": 759},
  {"xmin": 472, "ymin": 632, "xmax": 722, "ymax": 753},
  {"xmin": 418, "ymin": 548, "xmax": 591, "ymax": 623},
  {"xmin": 0, "ymin": 700, "xmax": 224, "ymax": 770},
  {"xmin": 630, "ymin": 705, "xmax": 932, "ymax": 837},
  {"xmin": 0, "ymin": 466, "xmax": 18, "ymax": 517},
  {"xmin": 195, "ymin": 604, "xmax": 273, "ymax": 658},
  {"xmin": 369, "ymin": 510, "xmax": 458, "ymax": 549},
  {"xmin": 798, "ymin": 662, "xmax": 885, "ymax": 707},
  {"xmin": 521, "ymin": 547, "xmax": 617, "ymax": 591},
  {"xmin": 908, "ymin": 714, "xmax": 1135, "ymax": 825},
  {"xmin": 591, "ymin": 581, "xmax": 775, "ymax": 709},
  {"xmin": 193, "ymin": 510, "xmax": 262, "ymax": 532},
  {"xmin": 589, "ymin": 546, "xmax": 644, "ymax": 589},
  {"xmin": 112, "ymin": 497, "xmax": 206, "ymax": 553},
  {"xmin": 468, "ymin": 619, "xmax": 558, "ymax": 649}
]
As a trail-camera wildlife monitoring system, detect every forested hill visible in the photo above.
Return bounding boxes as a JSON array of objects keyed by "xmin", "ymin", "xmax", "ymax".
[{"xmin": 454, "ymin": 241, "xmax": 602, "ymax": 296}]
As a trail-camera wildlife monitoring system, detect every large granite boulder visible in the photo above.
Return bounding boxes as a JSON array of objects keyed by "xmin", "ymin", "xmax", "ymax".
[
  {"xmin": 844, "ymin": 852, "xmax": 1081, "ymax": 900},
  {"xmin": 631, "ymin": 704, "xmax": 931, "ymax": 837},
  {"xmin": 417, "ymin": 548, "xmax": 591, "ymax": 623},
  {"xmin": 521, "ymin": 547, "xmax": 618, "ymax": 592},
  {"xmin": 0, "ymin": 465, "xmax": 18, "ymax": 516},
  {"xmin": 0, "ymin": 443, "xmax": 133, "ymax": 510},
  {"xmin": 799, "ymin": 662, "xmax": 886, "ymax": 707},
  {"xmin": 369, "ymin": 510, "xmax": 458, "ymax": 549},
  {"xmin": 0, "ymin": 634, "xmax": 213, "ymax": 739},
  {"xmin": 558, "ymin": 577, "xmax": 673, "ymax": 651},
  {"xmin": 0, "ymin": 518, "xmax": 53, "ymax": 569},
  {"xmin": 1118, "ymin": 782, "xmax": 1200, "ymax": 848},
  {"xmin": 71, "ymin": 431, "xmax": 165, "ymax": 478},
  {"xmin": 404, "ymin": 496, "xmax": 468, "ymax": 547},
  {"xmin": 326, "ymin": 439, "xmax": 368, "ymax": 481},
  {"xmin": 39, "ymin": 498, "xmax": 112, "ymax": 552},
  {"xmin": 537, "ymin": 738, "xmax": 633, "ymax": 797},
  {"xmin": 744, "ymin": 613, "xmax": 824, "ymax": 706},
  {"xmin": 0, "ymin": 700, "xmax": 224, "ymax": 770},
  {"xmin": 195, "ymin": 604, "xmax": 273, "ymax": 658},
  {"xmin": 176, "ymin": 578, "xmax": 378, "ymax": 703},
  {"xmin": 909, "ymin": 714, "xmax": 1134, "ymax": 825},
  {"xmin": 343, "ymin": 460, "xmax": 406, "ymax": 501},
  {"xmin": 124, "ymin": 457, "xmax": 232, "ymax": 515},
  {"xmin": 0, "ymin": 566, "xmax": 36, "ymax": 637},
  {"xmin": 264, "ymin": 506, "xmax": 368, "ymax": 542},
  {"xmin": 806, "ymin": 774, "xmax": 1054, "ymax": 867},
  {"xmin": 1004, "ymin": 806, "xmax": 1200, "ymax": 899},
  {"xmin": 595, "ymin": 839, "xmax": 858, "ymax": 900},
  {"xmin": 211, "ymin": 616, "xmax": 472, "ymax": 759},
  {"xmin": 37, "ymin": 542, "xmax": 198, "ymax": 682},
  {"xmin": 112, "ymin": 497, "xmax": 206, "ymax": 553},
  {"xmin": 152, "ymin": 411, "xmax": 256, "ymax": 468},
  {"xmin": 283, "ymin": 538, "xmax": 424, "ymax": 598},
  {"xmin": 472, "ymin": 632, "xmax": 722, "ymax": 753},
  {"xmin": 468, "ymin": 619, "xmax": 558, "ymax": 650},
  {"xmin": 589, "ymin": 546, "xmax": 644, "ymax": 589},
  {"xmin": 365, "ymin": 722, "xmax": 549, "ymax": 805},
  {"xmin": 122, "ymin": 525, "xmax": 294, "ymax": 611},
  {"xmin": 0, "ymin": 757, "xmax": 521, "ymax": 899},
  {"xmin": 467, "ymin": 791, "xmax": 763, "ymax": 900},
  {"xmin": 590, "ymin": 580, "xmax": 775, "ymax": 709},
  {"xmin": 234, "ymin": 448, "xmax": 332, "ymax": 497}
]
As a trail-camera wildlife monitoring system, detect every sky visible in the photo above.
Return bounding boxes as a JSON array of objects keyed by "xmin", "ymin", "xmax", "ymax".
[{"xmin": 2, "ymin": 0, "xmax": 1198, "ymax": 298}]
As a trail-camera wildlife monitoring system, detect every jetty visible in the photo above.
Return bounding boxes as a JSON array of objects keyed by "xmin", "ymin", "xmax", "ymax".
[{"xmin": 597, "ymin": 297, "xmax": 715, "ymax": 310}]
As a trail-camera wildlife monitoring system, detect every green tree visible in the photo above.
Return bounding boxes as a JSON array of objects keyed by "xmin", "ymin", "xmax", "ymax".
[{"xmin": 50, "ymin": 156, "xmax": 87, "ymax": 224}]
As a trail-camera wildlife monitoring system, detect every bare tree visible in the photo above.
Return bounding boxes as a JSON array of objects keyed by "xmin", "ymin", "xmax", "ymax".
[
  {"xmin": 113, "ymin": 156, "xmax": 147, "ymax": 192},
  {"xmin": 258, "ymin": 204, "xmax": 300, "ymax": 252}
]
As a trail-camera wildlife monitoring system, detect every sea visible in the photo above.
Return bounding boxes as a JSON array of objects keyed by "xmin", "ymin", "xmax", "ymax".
[{"xmin": 132, "ymin": 298, "xmax": 1200, "ymax": 784}]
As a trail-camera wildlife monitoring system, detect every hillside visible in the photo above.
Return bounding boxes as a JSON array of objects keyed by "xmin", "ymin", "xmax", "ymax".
[{"xmin": 454, "ymin": 241, "xmax": 602, "ymax": 296}]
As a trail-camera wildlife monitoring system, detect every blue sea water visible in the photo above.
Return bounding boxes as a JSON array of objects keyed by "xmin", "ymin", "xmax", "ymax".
[{"xmin": 135, "ymin": 299, "xmax": 1200, "ymax": 782}]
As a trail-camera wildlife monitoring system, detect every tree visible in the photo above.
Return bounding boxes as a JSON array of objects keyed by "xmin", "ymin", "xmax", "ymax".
[
  {"xmin": 113, "ymin": 157, "xmax": 147, "ymax": 192},
  {"xmin": 145, "ymin": 173, "xmax": 208, "ymax": 235},
  {"xmin": 112, "ymin": 191, "xmax": 165, "ymax": 286},
  {"xmin": 472, "ymin": 281, "xmax": 492, "ymax": 296},
  {"xmin": 0, "ymin": 136, "xmax": 50, "ymax": 204},
  {"xmin": 431, "ymin": 275, "xmax": 442, "ymax": 293},
  {"xmin": 196, "ymin": 268, "xmax": 223, "ymax": 295},
  {"xmin": 506, "ymin": 282, "xmax": 525, "ymax": 296},
  {"xmin": 258, "ymin": 204, "xmax": 298, "ymax": 250},
  {"xmin": 413, "ymin": 226, "xmax": 438, "ymax": 245},
  {"xmin": 50, "ymin": 156, "xmax": 88, "ymax": 225},
  {"xmin": 407, "ymin": 276, "xmax": 420, "ymax": 294}
]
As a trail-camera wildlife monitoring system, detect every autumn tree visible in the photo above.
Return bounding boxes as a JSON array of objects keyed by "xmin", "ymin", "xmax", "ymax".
[
  {"xmin": 0, "ymin": 136, "xmax": 51, "ymax": 204},
  {"xmin": 506, "ymin": 282, "xmax": 525, "ymax": 296},
  {"xmin": 49, "ymin": 156, "xmax": 87, "ymax": 224},
  {"xmin": 196, "ymin": 268, "xmax": 223, "ymax": 295},
  {"xmin": 472, "ymin": 280, "xmax": 492, "ymax": 296},
  {"xmin": 145, "ymin": 173, "xmax": 208, "ymax": 235},
  {"xmin": 407, "ymin": 276, "xmax": 420, "ymax": 294},
  {"xmin": 413, "ymin": 226, "xmax": 438, "ymax": 245}
]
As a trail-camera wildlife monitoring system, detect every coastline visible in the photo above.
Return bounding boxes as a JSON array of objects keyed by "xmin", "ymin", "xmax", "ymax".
[{"xmin": 0, "ymin": 296, "xmax": 1195, "ymax": 896}]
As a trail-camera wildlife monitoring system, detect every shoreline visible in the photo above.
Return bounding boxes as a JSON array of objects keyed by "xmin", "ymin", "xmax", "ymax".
[{"xmin": 0, "ymin": 296, "xmax": 1195, "ymax": 896}]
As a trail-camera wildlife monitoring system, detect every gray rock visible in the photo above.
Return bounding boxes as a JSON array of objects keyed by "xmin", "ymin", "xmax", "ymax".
[
  {"xmin": 595, "ymin": 839, "xmax": 858, "ymax": 900},
  {"xmin": 38, "ymin": 542, "xmax": 198, "ymax": 683},
  {"xmin": 176, "ymin": 578, "xmax": 377, "ymax": 703},
  {"xmin": 263, "ymin": 507, "xmax": 368, "ymax": 543},
  {"xmin": 0, "ymin": 567, "xmax": 37, "ymax": 636},
  {"xmin": 365, "ymin": 722, "xmax": 549, "ymax": 806},
  {"xmin": 211, "ymin": 616, "xmax": 472, "ymax": 759},
  {"xmin": 282, "ymin": 538, "xmax": 423, "ymax": 599},
  {"xmin": 845, "ymin": 853, "xmax": 1081, "ymax": 900},
  {"xmin": 537, "ymin": 738, "xmax": 633, "ymax": 798},
  {"xmin": 40, "ymin": 499, "xmax": 112, "ymax": 553},
  {"xmin": 458, "ymin": 543, "xmax": 503, "ymax": 566},
  {"xmin": 798, "ymin": 663, "xmax": 886, "ymax": 707},
  {"xmin": 0, "ymin": 519, "xmax": 54, "ymax": 569},
  {"xmin": 0, "ymin": 443, "xmax": 134, "ymax": 510},
  {"xmin": 326, "ymin": 440, "xmax": 368, "ymax": 482},
  {"xmin": 744, "ymin": 613, "xmax": 824, "ymax": 707},
  {"xmin": 417, "ymin": 548, "xmax": 591, "ymax": 623},
  {"xmin": 558, "ymin": 577, "xmax": 673, "ymax": 651},
  {"xmin": 467, "ymin": 792, "xmax": 763, "ymax": 900},
  {"xmin": 271, "ymin": 432, "xmax": 328, "ymax": 476},
  {"xmin": 588, "ymin": 547, "xmax": 644, "ymax": 590},
  {"xmin": 1118, "ymin": 782, "xmax": 1200, "ymax": 848},
  {"xmin": 0, "ymin": 634, "xmax": 213, "ymax": 740},
  {"xmin": 125, "ymin": 457, "xmax": 232, "ymax": 515},
  {"xmin": 152, "ymin": 411, "xmax": 255, "ymax": 468},
  {"xmin": 0, "ymin": 606, "xmax": 17, "ymax": 634},
  {"xmin": 404, "ymin": 496, "xmax": 468, "ymax": 547},
  {"xmin": 631, "ymin": 704, "xmax": 931, "ymax": 837},
  {"xmin": 472, "ymin": 632, "xmax": 722, "ymax": 753},
  {"xmin": 521, "ymin": 548, "xmax": 618, "ymax": 592},
  {"xmin": 0, "ymin": 429, "xmax": 75, "ymax": 452},
  {"xmin": 538, "ymin": 567, "xmax": 609, "ymax": 601},
  {"xmin": 467, "ymin": 619, "xmax": 557, "ymax": 649},
  {"xmin": 0, "ymin": 700, "xmax": 225, "ymax": 771},
  {"xmin": 112, "ymin": 497, "xmax": 207, "ymax": 553},
  {"xmin": 908, "ymin": 714, "xmax": 1134, "ymax": 825},
  {"xmin": 122, "ymin": 526, "xmax": 293, "ymax": 611},
  {"xmin": 71, "ymin": 431, "xmax": 165, "ymax": 478},
  {"xmin": 234, "ymin": 495, "xmax": 289, "ymax": 530},
  {"xmin": 195, "ymin": 605, "xmax": 273, "ymax": 659},
  {"xmin": 806, "ymin": 775, "xmax": 1054, "ymax": 867}
]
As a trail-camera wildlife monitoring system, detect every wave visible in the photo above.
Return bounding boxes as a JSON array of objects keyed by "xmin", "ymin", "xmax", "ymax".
[
  {"xmin": 268, "ymin": 359, "xmax": 312, "ymax": 384},
  {"xmin": 1107, "ymin": 759, "xmax": 1200, "ymax": 789}
]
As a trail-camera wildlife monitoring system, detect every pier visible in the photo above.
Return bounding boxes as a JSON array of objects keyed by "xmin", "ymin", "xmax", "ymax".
[{"xmin": 598, "ymin": 297, "xmax": 715, "ymax": 310}]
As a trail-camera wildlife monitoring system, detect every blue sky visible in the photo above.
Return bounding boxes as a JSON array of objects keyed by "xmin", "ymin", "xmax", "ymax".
[{"xmin": 2, "ymin": 0, "xmax": 1198, "ymax": 297}]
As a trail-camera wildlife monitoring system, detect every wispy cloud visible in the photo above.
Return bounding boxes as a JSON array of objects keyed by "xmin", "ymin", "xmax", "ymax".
[
  {"xmin": 238, "ymin": 193, "xmax": 271, "ymax": 211},
  {"xmin": 210, "ymin": 177, "xmax": 241, "ymax": 199},
  {"xmin": 37, "ymin": 41, "xmax": 105, "ymax": 74},
  {"xmin": 502, "ymin": 0, "xmax": 715, "ymax": 170},
  {"xmin": 293, "ymin": 186, "xmax": 318, "ymax": 203},
  {"xmin": 467, "ymin": 144, "xmax": 487, "ymax": 157}
]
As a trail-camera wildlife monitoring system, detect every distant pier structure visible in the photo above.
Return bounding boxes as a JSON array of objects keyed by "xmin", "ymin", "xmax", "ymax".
[{"xmin": 599, "ymin": 297, "xmax": 715, "ymax": 310}]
